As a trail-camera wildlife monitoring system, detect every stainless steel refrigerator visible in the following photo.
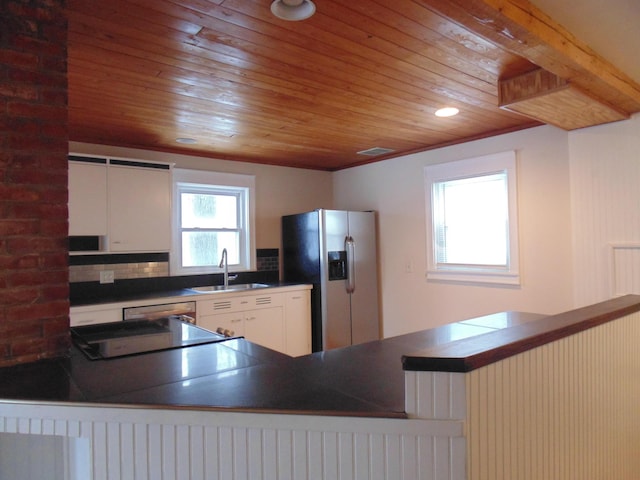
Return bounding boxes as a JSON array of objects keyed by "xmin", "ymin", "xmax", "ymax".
[{"xmin": 282, "ymin": 209, "xmax": 380, "ymax": 351}]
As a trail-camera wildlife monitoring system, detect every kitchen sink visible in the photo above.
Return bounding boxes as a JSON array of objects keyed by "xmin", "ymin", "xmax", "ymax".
[{"xmin": 189, "ymin": 283, "xmax": 270, "ymax": 293}]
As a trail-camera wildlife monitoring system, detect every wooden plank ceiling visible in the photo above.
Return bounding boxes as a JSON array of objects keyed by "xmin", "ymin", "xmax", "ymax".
[{"xmin": 67, "ymin": 0, "xmax": 640, "ymax": 171}]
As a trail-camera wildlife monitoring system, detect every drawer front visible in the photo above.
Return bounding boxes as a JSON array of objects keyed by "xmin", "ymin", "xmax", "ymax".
[
  {"xmin": 197, "ymin": 293, "xmax": 283, "ymax": 316},
  {"xmin": 70, "ymin": 308, "xmax": 121, "ymax": 327}
]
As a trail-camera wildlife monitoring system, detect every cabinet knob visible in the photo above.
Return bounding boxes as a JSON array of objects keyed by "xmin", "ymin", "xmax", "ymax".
[{"xmin": 216, "ymin": 327, "xmax": 235, "ymax": 337}]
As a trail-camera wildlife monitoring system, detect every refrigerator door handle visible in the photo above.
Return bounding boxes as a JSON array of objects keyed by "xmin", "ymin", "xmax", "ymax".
[{"xmin": 345, "ymin": 235, "xmax": 356, "ymax": 293}]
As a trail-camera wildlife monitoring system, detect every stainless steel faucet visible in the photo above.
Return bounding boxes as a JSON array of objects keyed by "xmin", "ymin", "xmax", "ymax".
[{"xmin": 218, "ymin": 248, "xmax": 229, "ymax": 288}]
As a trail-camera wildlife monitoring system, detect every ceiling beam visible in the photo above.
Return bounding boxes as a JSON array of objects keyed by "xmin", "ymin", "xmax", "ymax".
[{"xmin": 417, "ymin": 0, "xmax": 640, "ymax": 114}]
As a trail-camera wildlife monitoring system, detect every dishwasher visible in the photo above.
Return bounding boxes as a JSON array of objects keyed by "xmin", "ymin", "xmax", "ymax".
[{"xmin": 123, "ymin": 301, "xmax": 197, "ymax": 324}]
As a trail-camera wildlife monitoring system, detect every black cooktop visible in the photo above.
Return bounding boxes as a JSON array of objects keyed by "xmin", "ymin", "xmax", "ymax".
[{"xmin": 71, "ymin": 317, "xmax": 232, "ymax": 360}]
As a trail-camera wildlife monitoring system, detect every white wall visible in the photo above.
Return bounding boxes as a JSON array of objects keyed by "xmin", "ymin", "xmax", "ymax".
[
  {"xmin": 69, "ymin": 142, "xmax": 334, "ymax": 249},
  {"xmin": 333, "ymin": 125, "xmax": 574, "ymax": 337},
  {"xmin": 75, "ymin": 112, "xmax": 640, "ymax": 339},
  {"xmin": 568, "ymin": 114, "xmax": 640, "ymax": 306}
]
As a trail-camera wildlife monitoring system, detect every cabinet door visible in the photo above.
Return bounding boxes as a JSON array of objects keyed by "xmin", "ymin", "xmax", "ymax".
[
  {"xmin": 69, "ymin": 161, "xmax": 108, "ymax": 236},
  {"xmin": 244, "ymin": 307, "xmax": 285, "ymax": 353},
  {"xmin": 108, "ymin": 165, "xmax": 171, "ymax": 252},
  {"xmin": 198, "ymin": 312, "xmax": 245, "ymax": 337},
  {"xmin": 284, "ymin": 291, "xmax": 312, "ymax": 356}
]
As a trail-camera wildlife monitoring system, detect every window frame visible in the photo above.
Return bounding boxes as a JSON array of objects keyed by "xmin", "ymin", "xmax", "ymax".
[
  {"xmin": 170, "ymin": 168, "xmax": 256, "ymax": 276},
  {"xmin": 424, "ymin": 150, "xmax": 520, "ymax": 286}
]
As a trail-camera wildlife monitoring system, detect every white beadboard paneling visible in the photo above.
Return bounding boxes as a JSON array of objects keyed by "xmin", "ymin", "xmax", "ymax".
[
  {"xmin": 276, "ymin": 429, "xmax": 293, "ymax": 480},
  {"xmin": 0, "ymin": 405, "xmax": 465, "ymax": 480},
  {"xmin": 188, "ymin": 425, "xmax": 205, "ymax": 479},
  {"xmin": 258, "ymin": 428, "xmax": 277, "ymax": 479},
  {"xmin": 218, "ymin": 426, "xmax": 233, "ymax": 480},
  {"xmin": 232, "ymin": 427, "xmax": 249, "ymax": 480},
  {"xmin": 451, "ymin": 437, "xmax": 466, "ymax": 480},
  {"xmin": 337, "ymin": 432, "xmax": 353, "ymax": 479},
  {"xmin": 569, "ymin": 115, "xmax": 640, "ymax": 305},
  {"xmin": 148, "ymin": 423, "xmax": 162, "ymax": 480},
  {"xmin": 369, "ymin": 434, "xmax": 384, "ymax": 480},
  {"xmin": 91, "ymin": 421, "xmax": 107, "ymax": 480},
  {"xmin": 609, "ymin": 243, "xmax": 640, "ymax": 296},
  {"xmin": 292, "ymin": 429, "xmax": 308, "ymax": 479},
  {"xmin": 405, "ymin": 371, "xmax": 466, "ymax": 420},
  {"xmin": 308, "ymin": 430, "xmax": 322, "ymax": 480},
  {"xmin": 353, "ymin": 432, "xmax": 371, "ymax": 480},
  {"xmin": 415, "ymin": 436, "xmax": 433, "ymax": 479},
  {"xmin": 466, "ymin": 311, "xmax": 640, "ymax": 480},
  {"xmin": 175, "ymin": 424, "xmax": 190, "ymax": 479},
  {"xmin": 323, "ymin": 431, "xmax": 339, "ymax": 479},
  {"xmin": 400, "ymin": 434, "xmax": 418, "ymax": 480},
  {"xmin": 204, "ymin": 426, "xmax": 220, "ymax": 478},
  {"xmin": 107, "ymin": 422, "xmax": 122, "ymax": 480},
  {"xmin": 133, "ymin": 423, "xmax": 149, "ymax": 479}
]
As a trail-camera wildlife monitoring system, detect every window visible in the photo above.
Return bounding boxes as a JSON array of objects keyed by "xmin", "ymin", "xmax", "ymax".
[
  {"xmin": 171, "ymin": 169, "xmax": 255, "ymax": 276},
  {"xmin": 424, "ymin": 151, "xmax": 520, "ymax": 285}
]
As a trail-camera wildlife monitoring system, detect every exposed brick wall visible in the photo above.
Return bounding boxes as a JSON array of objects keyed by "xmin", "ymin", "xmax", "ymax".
[{"xmin": 0, "ymin": 0, "xmax": 69, "ymax": 366}]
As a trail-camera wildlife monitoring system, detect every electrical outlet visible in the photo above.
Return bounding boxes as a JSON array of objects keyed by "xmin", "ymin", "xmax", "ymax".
[
  {"xmin": 405, "ymin": 260, "xmax": 414, "ymax": 273},
  {"xmin": 99, "ymin": 270, "xmax": 115, "ymax": 284}
]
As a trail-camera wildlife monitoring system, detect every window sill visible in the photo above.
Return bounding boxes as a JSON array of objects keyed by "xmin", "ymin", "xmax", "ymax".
[{"xmin": 426, "ymin": 269, "xmax": 521, "ymax": 286}]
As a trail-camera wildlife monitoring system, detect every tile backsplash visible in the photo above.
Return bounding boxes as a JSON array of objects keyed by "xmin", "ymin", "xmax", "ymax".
[
  {"xmin": 69, "ymin": 249, "xmax": 279, "ymax": 283},
  {"xmin": 69, "ymin": 261, "xmax": 169, "ymax": 283},
  {"xmin": 256, "ymin": 248, "xmax": 279, "ymax": 272}
]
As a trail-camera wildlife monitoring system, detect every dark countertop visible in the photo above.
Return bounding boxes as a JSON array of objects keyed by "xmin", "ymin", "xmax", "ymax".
[
  {"xmin": 69, "ymin": 281, "xmax": 305, "ymax": 307},
  {"xmin": 70, "ymin": 288, "xmax": 202, "ymax": 307},
  {"xmin": 0, "ymin": 311, "xmax": 543, "ymax": 417},
  {"xmin": 402, "ymin": 295, "xmax": 640, "ymax": 372}
]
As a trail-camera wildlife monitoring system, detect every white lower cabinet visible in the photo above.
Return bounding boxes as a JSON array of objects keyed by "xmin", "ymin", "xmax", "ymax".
[
  {"xmin": 203, "ymin": 307, "xmax": 285, "ymax": 353},
  {"xmin": 211, "ymin": 311, "xmax": 245, "ymax": 337},
  {"xmin": 284, "ymin": 290, "xmax": 312, "ymax": 356},
  {"xmin": 197, "ymin": 288, "xmax": 311, "ymax": 356},
  {"xmin": 244, "ymin": 306, "xmax": 285, "ymax": 352},
  {"xmin": 198, "ymin": 293, "xmax": 285, "ymax": 354},
  {"xmin": 70, "ymin": 285, "xmax": 313, "ymax": 356}
]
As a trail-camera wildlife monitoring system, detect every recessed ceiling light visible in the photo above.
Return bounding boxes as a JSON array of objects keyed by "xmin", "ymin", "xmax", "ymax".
[
  {"xmin": 435, "ymin": 107, "xmax": 459, "ymax": 117},
  {"xmin": 176, "ymin": 137, "xmax": 197, "ymax": 144}
]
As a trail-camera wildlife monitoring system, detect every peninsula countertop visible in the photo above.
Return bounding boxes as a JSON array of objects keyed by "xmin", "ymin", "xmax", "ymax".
[{"xmin": 0, "ymin": 312, "xmax": 543, "ymax": 417}]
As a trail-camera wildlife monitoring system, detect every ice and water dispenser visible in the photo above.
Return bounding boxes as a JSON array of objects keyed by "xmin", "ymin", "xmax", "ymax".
[{"xmin": 328, "ymin": 251, "xmax": 347, "ymax": 280}]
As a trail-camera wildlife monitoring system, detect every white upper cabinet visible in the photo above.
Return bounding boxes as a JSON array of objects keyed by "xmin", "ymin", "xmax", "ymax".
[
  {"xmin": 68, "ymin": 158, "xmax": 108, "ymax": 236},
  {"xmin": 68, "ymin": 156, "xmax": 172, "ymax": 253},
  {"xmin": 108, "ymin": 162, "xmax": 171, "ymax": 252}
]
